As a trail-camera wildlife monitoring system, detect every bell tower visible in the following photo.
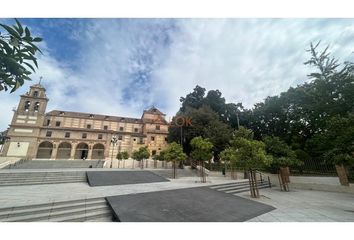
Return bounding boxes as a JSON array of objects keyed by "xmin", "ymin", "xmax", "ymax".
[
  {"xmin": 15, "ymin": 83, "xmax": 49, "ymax": 121},
  {"xmin": 2, "ymin": 82, "xmax": 49, "ymax": 159}
]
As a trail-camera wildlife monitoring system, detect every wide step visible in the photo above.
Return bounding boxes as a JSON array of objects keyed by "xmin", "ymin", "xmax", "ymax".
[
  {"xmin": 209, "ymin": 179, "xmax": 272, "ymax": 195},
  {"xmin": 0, "ymin": 197, "xmax": 113, "ymax": 222},
  {"xmin": 0, "ymin": 171, "xmax": 88, "ymax": 186},
  {"xmin": 4, "ymin": 160, "xmax": 104, "ymax": 169}
]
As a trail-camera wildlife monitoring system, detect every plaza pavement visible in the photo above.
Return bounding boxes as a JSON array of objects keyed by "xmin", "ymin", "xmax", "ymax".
[
  {"xmin": 243, "ymin": 188, "xmax": 354, "ymax": 222},
  {"xmin": 1, "ymin": 168, "xmax": 354, "ymax": 222},
  {"xmin": 0, "ymin": 174, "xmax": 235, "ymax": 208}
]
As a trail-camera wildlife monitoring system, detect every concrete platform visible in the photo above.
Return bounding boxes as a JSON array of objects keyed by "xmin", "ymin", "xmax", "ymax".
[
  {"xmin": 86, "ymin": 171, "xmax": 169, "ymax": 187},
  {"xmin": 106, "ymin": 187, "xmax": 275, "ymax": 222}
]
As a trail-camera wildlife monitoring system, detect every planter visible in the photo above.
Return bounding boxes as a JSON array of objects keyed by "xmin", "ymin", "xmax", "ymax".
[
  {"xmin": 279, "ymin": 166, "xmax": 290, "ymax": 183},
  {"xmin": 335, "ymin": 164, "xmax": 349, "ymax": 186}
]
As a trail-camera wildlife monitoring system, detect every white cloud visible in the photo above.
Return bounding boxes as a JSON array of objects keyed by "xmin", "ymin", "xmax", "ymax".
[{"xmin": 1, "ymin": 19, "xmax": 354, "ymax": 130}]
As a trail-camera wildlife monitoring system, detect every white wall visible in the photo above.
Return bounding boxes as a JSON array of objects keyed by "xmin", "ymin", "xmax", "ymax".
[{"xmin": 7, "ymin": 142, "xmax": 29, "ymax": 157}]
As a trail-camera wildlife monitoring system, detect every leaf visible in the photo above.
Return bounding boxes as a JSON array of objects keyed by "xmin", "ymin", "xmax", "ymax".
[
  {"xmin": 32, "ymin": 37, "xmax": 43, "ymax": 42},
  {"xmin": 10, "ymin": 80, "xmax": 22, "ymax": 93},
  {"xmin": 32, "ymin": 57, "xmax": 38, "ymax": 68},
  {"xmin": 23, "ymin": 62, "xmax": 36, "ymax": 72},
  {"xmin": 27, "ymin": 42, "xmax": 42, "ymax": 54},
  {"xmin": 0, "ymin": 39, "xmax": 12, "ymax": 54},
  {"xmin": 0, "ymin": 24, "xmax": 20, "ymax": 39},
  {"xmin": 25, "ymin": 27, "xmax": 30, "ymax": 38},
  {"xmin": 9, "ymin": 37, "xmax": 19, "ymax": 47},
  {"xmin": 14, "ymin": 18, "xmax": 24, "ymax": 35}
]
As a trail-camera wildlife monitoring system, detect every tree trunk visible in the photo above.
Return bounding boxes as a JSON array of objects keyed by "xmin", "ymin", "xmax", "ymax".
[
  {"xmin": 335, "ymin": 164, "xmax": 349, "ymax": 186},
  {"xmin": 244, "ymin": 171, "xmax": 249, "ymax": 179},
  {"xmin": 248, "ymin": 170, "xmax": 259, "ymax": 198},
  {"xmin": 230, "ymin": 165, "xmax": 237, "ymax": 180},
  {"xmin": 172, "ymin": 161, "xmax": 177, "ymax": 179}
]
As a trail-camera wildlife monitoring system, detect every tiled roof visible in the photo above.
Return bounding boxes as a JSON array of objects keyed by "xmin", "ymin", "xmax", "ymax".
[
  {"xmin": 46, "ymin": 110, "xmax": 142, "ymax": 123},
  {"xmin": 143, "ymin": 107, "xmax": 165, "ymax": 116}
]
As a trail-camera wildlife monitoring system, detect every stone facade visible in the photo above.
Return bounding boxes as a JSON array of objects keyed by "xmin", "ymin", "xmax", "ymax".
[{"xmin": 1, "ymin": 84, "xmax": 169, "ymax": 160}]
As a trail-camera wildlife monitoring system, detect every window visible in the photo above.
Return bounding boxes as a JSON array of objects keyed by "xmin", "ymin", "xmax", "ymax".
[
  {"xmin": 46, "ymin": 119, "xmax": 51, "ymax": 126},
  {"xmin": 133, "ymin": 138, "xmax": 136, "ymax": 141},
  {"xmin": 119, "ymin": 127, "xmax": 124, "ymax": 131},
  {"xmin": 24, "ymin": 101, "xmax": 30, "ymax": 111},
  {"xmin": 103, "ymin": 125, "xmax": 108, "ymax": 130},
  {"xmin": 46, "ymin": 131, "xmax": 52, "ymax": 137},
  {"xmin": 82, "ymin": 133, "xmax": 87, "ymax": 139},
  {"xmin": 156, "ymin": 125, "xmax": 160, "ymax": 130},
  {"xmin": 151, "ymin": 136, "xmax": 155, "ymax": 141},
  {"xmin": 118, "ymin": 135, "xmax": 123, "ymax": 140},
  {"xmin": 87, "ymin": 124, "xmax": 91, "ymax": 129},
  {"xmin": 139, "ymin": 138, "xmax": 144, "ymax": 144},
  {"xmin": 98, "ymin": 134, "xmax": 103, "ymax": 140},
  {"xmin": 34, "ymin": 102, "xmax": 40, "ymax": 112},
  {"xmin": 134, "ymin": 128, "xmax": 139, "ymax": 133},
  {"xmin": 55, "ymin": 121, "xmax": 61, "ymax": 127},
  {"xmin": 152, "ymin": 150, "xmax": 157, "ymax": 156},
  {"xmin": 165, "ymin": 137, "xmax": 168, "ymax": 142},
  {"xmin": 33, "ymin": 91, "xmax": 39, "ymax": 97},
  {"xmin": 65, "ymin": 132, "xmax": 70, "ymax": 138}
]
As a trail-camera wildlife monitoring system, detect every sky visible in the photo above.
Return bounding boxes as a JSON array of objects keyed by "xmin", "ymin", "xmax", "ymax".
[{"xmin": 1, "ymin": 18, "xmax": 354, "ymax": 130}]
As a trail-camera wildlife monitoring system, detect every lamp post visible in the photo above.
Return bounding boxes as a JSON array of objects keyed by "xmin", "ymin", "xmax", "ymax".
[
  {"xmin": 110, "ymin": 135, "xmax": 118, "ymax": 168},
  {"xmin": 117, "ymin": 141, "xmax": 121, "ymax": 168}
]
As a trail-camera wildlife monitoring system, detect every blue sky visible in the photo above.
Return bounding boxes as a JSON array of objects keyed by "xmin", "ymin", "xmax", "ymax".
[{"xmin": 1, "ymin": 18, "xmax": 354, "ymax": 130}]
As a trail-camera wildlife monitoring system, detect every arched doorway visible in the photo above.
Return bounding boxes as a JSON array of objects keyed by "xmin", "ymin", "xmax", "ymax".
[
  {"xmin": 74, "ymin": 142, "xmax": 89, "ymax": 159},
  {"xmin": 36, "ymin": 141, "xmax": 53, "ymax": 159},
  {"xmin": 57, "ymin": 142, "xmax": 71, "ymax": 159},
  {"xmin": 92, "ymin": 143, "xmax": 105, "ymax": 159}
]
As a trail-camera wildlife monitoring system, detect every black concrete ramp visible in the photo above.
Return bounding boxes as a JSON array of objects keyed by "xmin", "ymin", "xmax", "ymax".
[
  {"xmin": 106, "ymin": 187, "xmax": 275, "ymax": 222},
  {"xmin": 86, "ymin": 171, "xmax": 169, "ymax": 187}
]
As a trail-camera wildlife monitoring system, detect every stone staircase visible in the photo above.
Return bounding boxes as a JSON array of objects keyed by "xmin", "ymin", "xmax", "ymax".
[
  {"xmin": 4, "ymin": 160, "xmax": 104, "ymax": 169},
  {"xmin": 209, "ymin": 179, "xmax": 272, "ymax": 195},
  {"xmin": 0, "ymin": 197, "xmax": 114, "ymax": 222},
  {"xmin": 0, "ymin": 171, "xmax": 87, "ymax": 186}
]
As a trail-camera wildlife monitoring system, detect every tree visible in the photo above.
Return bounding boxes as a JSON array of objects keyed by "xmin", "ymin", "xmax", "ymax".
[
  {"xmin": 0, "ymin": 19, "xmax": 43, "ymax": 92},
  {"xmin": 190, "ymin": 136, "xmax": 213, "ymax": 182},
  {"xmin": 308, "ymin": 115, "xmax": 354, "ymax": 186},
  {"xmin": 220, "ymin": 147, "xmax": 237, "ymax": 179},
  {"xmin": 168, "ymin": 105, "xmax": 232, "ymax": 159},
  {"xmin": 153, "ymin": 149, "xmax": 167, "ymax": 168},
  {"xmin": 179, "ymin": 85, "xmax": 206, "ymax": 112},
  {"xmin": 264, "ymin": 136, "xmax": 302, "ymax": 170},
  {"xmin": 228, "ymin": 128, "xmax": 271, "ymax": 197},
  {"xmin": 132, "ymin": 146, "xmax": 150, "ymax": 169},
  {"xmin": 116, "ymin": 151, "xmax": 129, "ymax": 168},
  {"xmin": 263, "ymin": 136, "xmax": 303, "ymax": 191},
  {"xmin": 164, "ymin": 142, "xmax": 187, "ymax": 178}
]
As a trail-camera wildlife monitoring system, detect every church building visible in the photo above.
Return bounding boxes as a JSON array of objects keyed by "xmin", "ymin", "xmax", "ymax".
[{"xmin": 1, "ymin": 83, "xmax": 169, "ymax": 160}]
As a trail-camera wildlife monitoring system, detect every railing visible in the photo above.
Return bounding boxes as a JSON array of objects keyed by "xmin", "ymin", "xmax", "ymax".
[
  {"xmin": 290, "ymin": 158, "xmax": 336, "ymax": 176},
  {"xmin": 0, "ymin": 161, "xmax": 11, "ymax": 169},
  {"xmin": 190, "ymin": 159, "xmax": 209, "ymax": 183},
  {"xmin": 254, "ymin": 170, "xmax": 272, "ymax": 188},
  {"xmin": 6, "ymin": 158, "xmax": 31, "ymax": 169}
]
